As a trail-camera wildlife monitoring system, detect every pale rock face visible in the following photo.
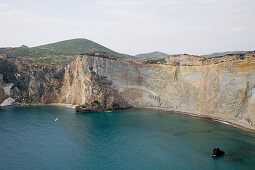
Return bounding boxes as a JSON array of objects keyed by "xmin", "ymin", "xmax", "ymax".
[
  {"xmin": 0, "ymin": 84, "xmax": 15, "ymax": 106},
  {"xmin": 42, "ymin": 59, "xmax": 128, "ymax": 110},
  {"xmin": 0, "ymin": 97, "xmax": 15, "ymax": 106},
  {"xmin": 3, "ymin": 84, "xmax": 13, "ymax": 96},
  {"xmin": 50, "ymin": 55, "xmax": 255, "ymax": 129}
]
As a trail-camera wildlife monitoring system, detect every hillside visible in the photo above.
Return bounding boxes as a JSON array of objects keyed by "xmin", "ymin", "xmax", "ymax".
[
  {"xmin": 0, "ymin": 39, "xmax": 129, "ymax": 66},
  {"xmin": 203, "ymin": 51, "xmax": 247, "ymax": 58},
  {"xmin": 135, "ymin": 51, "xmax": 169, "ymax": 60}
]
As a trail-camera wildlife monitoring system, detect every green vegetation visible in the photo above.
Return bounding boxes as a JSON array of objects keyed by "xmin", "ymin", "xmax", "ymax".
[
  {"xmin": 26, "ymin": 55, "xmax": 76, "ymax": 66},
  {"xmin": 135, "ymin": 51, "xmax": 169, "ymax": 60},
  {"xmin": 34, "ymin": 39, "xmax": 123, "ymax": 57},
  {"xmin": 144, "ymin": 58, "xmax": 167, "ymax": 64},
  {"xmin": 0, "ymin": 38, "xmax": 131, "ymax": 66}
]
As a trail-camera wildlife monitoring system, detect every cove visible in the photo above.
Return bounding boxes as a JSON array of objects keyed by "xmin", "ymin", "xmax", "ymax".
[{"xmin": 0, "ymin": 106, "xmax": 255, "ymax": 170}]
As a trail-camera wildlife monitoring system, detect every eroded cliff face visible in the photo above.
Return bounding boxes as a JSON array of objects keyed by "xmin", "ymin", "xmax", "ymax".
[
  {"xmin": 42, "ymin": 54, "xmax": 255, "ymax": 129},
  {"xmin": 0, "ymin": 57, "xmax": 66, "ymax": 105},
  {"xmin": 41, "ymin": 63, "xmax": 128, "ymax": 110},
  {"xmin": 0, "ymin": 55, "xmax": 129, "ymax": 110},
  {"xmin": 1, "ymin": 52, "xmax": 255, "ymax": 130}
]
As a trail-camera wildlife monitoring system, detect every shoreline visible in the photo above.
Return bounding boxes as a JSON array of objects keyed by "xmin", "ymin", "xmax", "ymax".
[
  {"xmin": 19, "ymin": 103, "xmax": 77, "ymax": 109},
  {"xmin": 139, "ymin": 106, "xmax": 255, "ymax": 133},
  {"xmin": 45, "ymin": 103, "xmax": 77, "ymax": 109},
  {"xmin": 3, "ymin": 103, "xmax": 255, "ymax": 132}
]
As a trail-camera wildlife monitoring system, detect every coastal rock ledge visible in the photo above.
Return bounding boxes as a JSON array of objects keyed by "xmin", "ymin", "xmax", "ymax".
[
  {"xmin": 75, "ymin": 100, "xmax": 104, "ymax": 113},
  {"xmin": 75, "ymin": 100, "xmax": 128, "ymax": 113}
]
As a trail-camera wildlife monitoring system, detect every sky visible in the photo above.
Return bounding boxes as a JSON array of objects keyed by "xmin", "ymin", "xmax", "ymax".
[{"xmin": 0, "ymin": 0, "xmax": 254, "ymax": 55}]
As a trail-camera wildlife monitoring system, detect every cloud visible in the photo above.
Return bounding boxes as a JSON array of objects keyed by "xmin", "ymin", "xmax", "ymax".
[
  {"xmin": 0, "ymin": 3, "xmax": 8, "ymax": 9},
  {"xmin": 0, "ymin": 0, "xmax": 254, "ymax": 55}
]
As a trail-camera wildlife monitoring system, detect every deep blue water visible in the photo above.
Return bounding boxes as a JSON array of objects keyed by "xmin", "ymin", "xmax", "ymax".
[{"xmin": 0, "ymin": 106, "xmax": 255, "ymax": 170}]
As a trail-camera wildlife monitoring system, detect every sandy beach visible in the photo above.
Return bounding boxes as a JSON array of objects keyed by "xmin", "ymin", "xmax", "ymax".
[
  {"xmin": 140, "ymin": 106, "xmax": 255, "ymax": 133},
  {"xmin": 46, "ymin": 103, "xmax": 77, "ymax": 109},
  {"xmin": 22, "ymin": 103, "xmax": 77, "ymax": 109}
]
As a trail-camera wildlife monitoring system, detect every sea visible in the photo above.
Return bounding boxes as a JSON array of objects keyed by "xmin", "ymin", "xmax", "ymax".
[{"xmin": 0, "ymin": 106, "xmax": 255, "ymax": 170}]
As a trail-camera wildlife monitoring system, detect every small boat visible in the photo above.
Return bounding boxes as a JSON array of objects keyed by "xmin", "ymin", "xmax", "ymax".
[
  {"xmin": 212, "ymin": 147, "xmax": 225, "ymax": 157},
  {"xmin": 55, "ymin": 117, "xmax": 58, "ymax": 122}
]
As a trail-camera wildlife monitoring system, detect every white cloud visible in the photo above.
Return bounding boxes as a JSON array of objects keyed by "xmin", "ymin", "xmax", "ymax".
[
  {"xmin": 0, "ymin": 3, "xmax": 8, "ymax": 9},
  {"xmin": 0, "ymin": 0, "xmax": 254, "ymax": 55}
]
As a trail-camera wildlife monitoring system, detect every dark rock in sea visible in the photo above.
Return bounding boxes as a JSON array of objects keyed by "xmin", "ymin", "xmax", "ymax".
[
  {"xmin": 75, "ymin": 100, "xmax": 130, "ymax": 113},
  {"xmin": 75, "ymin": 100, "xmax": 104, "ymax": 113},
  {"xmin": 212, "ymin": 147, "xmax": 225, "ymax": 157}
]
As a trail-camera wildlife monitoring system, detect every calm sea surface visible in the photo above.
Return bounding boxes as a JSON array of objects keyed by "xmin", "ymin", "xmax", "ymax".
[{"xmin": 0, "ymin": 106, "xmax": 255, "ymax": 170}]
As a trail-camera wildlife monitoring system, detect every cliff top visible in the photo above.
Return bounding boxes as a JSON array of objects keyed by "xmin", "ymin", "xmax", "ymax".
[
  {"xmin": 0, "ymin": 38, "xmax": 253, "ymax": 67},
  {"xmin": 164, "ymin": 51, "xmax": 255, "ymax": 66},
  {"xmin": 203, "ymin": 51, "xmax": 247, "ymax": 58},
  {"xmin": 135, "ymin": 51, "xmax": 169, "ymax": 60}
]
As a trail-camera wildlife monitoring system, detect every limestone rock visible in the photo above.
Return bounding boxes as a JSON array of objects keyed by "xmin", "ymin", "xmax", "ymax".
[
  {"xmin": 0, "ymin": 97, "xmax": 15, "ymax": 106},
  {"xmin": 71, "ymin": 71, "xmax": 129, "ymax": 113}
]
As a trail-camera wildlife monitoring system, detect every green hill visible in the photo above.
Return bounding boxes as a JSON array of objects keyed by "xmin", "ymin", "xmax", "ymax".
[
  {"xmin": 203, "ymin": 51, "xmax": 247, "ymax": 58},
  {"xmin": 0, "ymin": 38, "xmax": 130, "ymax": 66},
  {"xmin": 135, "ymin": 51, "xmax": 169, "ymax": 60}
]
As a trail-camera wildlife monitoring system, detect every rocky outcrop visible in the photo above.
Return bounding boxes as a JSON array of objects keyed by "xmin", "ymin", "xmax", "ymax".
[
  {"xmin": 41, "ymin": 57, "xmax": 129, "ymax": 111},
  {"xmin": 0, "ymin": 97, "xmax": 15, "ymax": 106},
  {"xmin": 0, "ymin": 73, "xmax": 16, "ymax": 106},
  {"xmin": 0, "ymin": 74, "xmax": 7, "ymax": 103},
  {"xmin": 0, "ymin": 54, "xmax": 129, "ymax": 110},
  {"xmin": 0, "ymin": 57, "xmax": 63, "ymax": 105},
  {"xmin": 75, "ymin": 100, "xmax": 104, "ymax": 113},
  {"xmin": 0, "ymin": 86, "xmax": 5, "ymax": 103}
]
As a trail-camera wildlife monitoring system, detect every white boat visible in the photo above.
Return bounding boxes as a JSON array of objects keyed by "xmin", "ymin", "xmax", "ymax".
[{"xmin": 55, "ymin": 117, "xmax": 58, "ymax": 122}]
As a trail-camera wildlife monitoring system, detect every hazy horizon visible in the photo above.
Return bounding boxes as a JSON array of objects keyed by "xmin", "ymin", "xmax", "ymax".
[{"xmin": 0, "ymin": 0, "xmax": 254, "ymax": 56}]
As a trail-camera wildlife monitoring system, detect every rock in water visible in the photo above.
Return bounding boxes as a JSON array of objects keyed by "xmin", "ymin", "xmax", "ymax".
[
  {"xmin": 212, "ymin": 147, "xmax": 225, "ymax": 157},
  {"xmin": 75, "ymin": 100, "xmax": 104, "ymax": 113}
]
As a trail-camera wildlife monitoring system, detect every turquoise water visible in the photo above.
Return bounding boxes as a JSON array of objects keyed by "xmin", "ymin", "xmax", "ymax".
[{"xmin": 0, "ymin": 106, "xmax": 255, "ymax": 170}]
